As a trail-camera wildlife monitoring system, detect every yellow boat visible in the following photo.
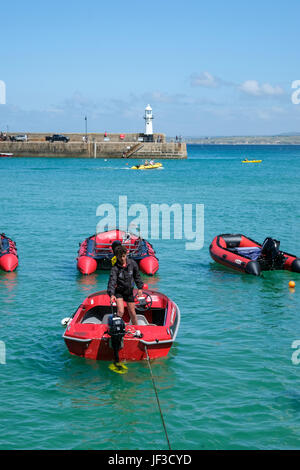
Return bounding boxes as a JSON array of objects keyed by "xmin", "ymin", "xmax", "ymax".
[
  {"xmin": 242, "ymin": 158, "xmax": 262, "ymax": 163},
  {"xmin": 131, "ymin": 162, "xmax": 163, "ymax": 170}
]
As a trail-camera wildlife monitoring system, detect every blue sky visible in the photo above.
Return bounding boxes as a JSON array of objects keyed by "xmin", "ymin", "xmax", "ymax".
[{"xmin": 1, "ymin": 0, "xmax": 300, "ymax": 136}]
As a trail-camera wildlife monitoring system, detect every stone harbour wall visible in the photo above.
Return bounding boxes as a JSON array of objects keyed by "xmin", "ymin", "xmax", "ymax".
[{"xmin": 0, "ymin": 141, "xmax": 187, "ymax": 159}]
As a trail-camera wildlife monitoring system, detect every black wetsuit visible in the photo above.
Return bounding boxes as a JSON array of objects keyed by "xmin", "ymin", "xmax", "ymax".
[{"xmin": 107, "ymin": 258, "xmax": 143, "ymax": 302}]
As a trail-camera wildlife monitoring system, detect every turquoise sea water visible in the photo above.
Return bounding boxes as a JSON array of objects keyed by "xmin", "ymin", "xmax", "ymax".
[{"xmin": 0, "ymin": 145, "xmax": 300, "ymax": 450}]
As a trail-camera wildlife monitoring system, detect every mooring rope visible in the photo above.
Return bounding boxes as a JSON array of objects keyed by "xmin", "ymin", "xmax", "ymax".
[{"xmin": 145, "ymin": 346, "xmax": 171, "ymax": 450}]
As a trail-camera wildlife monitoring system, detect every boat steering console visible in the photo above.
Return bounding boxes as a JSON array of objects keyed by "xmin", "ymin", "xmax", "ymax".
[{"xmin": 134, "ymin": 292, "xmax": 153, "ymax": 312}]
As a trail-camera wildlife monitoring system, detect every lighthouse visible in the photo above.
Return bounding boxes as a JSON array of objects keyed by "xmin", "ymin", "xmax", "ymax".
[{"xmin": 144, "ymin": 104, "xmax": 154, "ymax": 140}]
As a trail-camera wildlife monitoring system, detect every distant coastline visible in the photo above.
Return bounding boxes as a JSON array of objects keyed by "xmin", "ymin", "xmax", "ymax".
[{"xmin": 183, "ymin": 135, "xmax": 300, "ymax": 145}]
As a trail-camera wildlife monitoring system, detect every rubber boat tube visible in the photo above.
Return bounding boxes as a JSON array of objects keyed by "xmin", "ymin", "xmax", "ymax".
[{"xmin": 209, "ymin": 234, "xmax": 300, "ymax": 276}]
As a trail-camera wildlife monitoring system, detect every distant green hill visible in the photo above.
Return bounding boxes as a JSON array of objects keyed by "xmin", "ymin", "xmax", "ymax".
[{"xmin": 183, "ymin": 135, "xmax": 300, "ymax": 145}]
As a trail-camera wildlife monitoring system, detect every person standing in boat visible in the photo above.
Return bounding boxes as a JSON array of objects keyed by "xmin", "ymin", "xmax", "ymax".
[{"xmin": 107, "ymin": 245, "xmax": 143, "ymax": 325}]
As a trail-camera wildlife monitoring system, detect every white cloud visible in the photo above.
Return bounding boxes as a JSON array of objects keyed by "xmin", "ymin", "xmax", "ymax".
[
  {"xmin": 190, "ymin": 72, "xmax": 220, "ymax": 88},
  {"xmin": 239, "ymin": 80, "xmax": 284, "ymax": 97},
  {"xmin": 190, "ymin": 73, "xmax": 285, "ymax": 98}
]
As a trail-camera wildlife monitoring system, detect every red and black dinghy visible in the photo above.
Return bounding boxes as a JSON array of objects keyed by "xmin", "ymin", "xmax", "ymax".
[
  {"xmin": 62, "ymin": 288, "xmax": 180, "ymax": 362},
  {"xmin": 210, "ymin": 234, "xmax": 300, "ymax": 276},
  {"xmin": 77, "ymin": 229, "xmax": 159, "ymax": 276},
  {"xmin": 0, "ymin": 233, "xmax": 18, "ymax": 272}
]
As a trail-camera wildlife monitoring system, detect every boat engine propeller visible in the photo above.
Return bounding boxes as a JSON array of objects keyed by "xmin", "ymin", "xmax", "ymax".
[{"xmin": 107, "ymin": 312, "xmax": 126, "ymax": 364}]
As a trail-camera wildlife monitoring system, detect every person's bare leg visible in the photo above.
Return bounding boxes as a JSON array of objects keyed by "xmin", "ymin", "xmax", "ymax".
[
  {"xmin": 116, "ymin": 298, "xmax": 124, "ymax": 317},
  {"xmin": 127, "ymin": 302, "xmax": 138, "ymax": 325}
]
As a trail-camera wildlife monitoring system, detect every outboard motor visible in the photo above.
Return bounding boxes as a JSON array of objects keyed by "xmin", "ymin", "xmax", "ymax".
[
  {"xmin": 260, "ymin": 237, "xmax": 283, "ymax": 268},
  {"xmin": 261, "ymin": 237, "xmax": 280, "ymax": 260},
  {"xmin": 107, "ymin": 314, "xmax": 126, "ymax": 364}
]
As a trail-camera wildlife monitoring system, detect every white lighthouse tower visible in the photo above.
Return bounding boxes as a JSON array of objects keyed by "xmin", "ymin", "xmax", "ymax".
[{"xmin": 144, "ymin": 104, "xmax": 154, "ymax": 137}]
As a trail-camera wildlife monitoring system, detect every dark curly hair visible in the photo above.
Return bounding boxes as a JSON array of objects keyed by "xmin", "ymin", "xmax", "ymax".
[{"xmin": 115, "ymin": 245, "xmax": 127, "ymax": 257}]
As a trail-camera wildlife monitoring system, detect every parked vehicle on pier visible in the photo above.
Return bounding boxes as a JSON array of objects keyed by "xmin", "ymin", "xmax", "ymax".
[
  {"xmin": 9, "ymin": 134, "xmax": 27, "ymax": 142},
  {"xmin": 46, "ymin": 134, "xmax": 70, "ymax": 143}
]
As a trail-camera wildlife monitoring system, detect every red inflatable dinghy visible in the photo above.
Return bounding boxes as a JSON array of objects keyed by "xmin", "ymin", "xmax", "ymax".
[
  {"xmin": 210, "ymin": 234, "xmax": 300, "ymax": 276},
  {"xmin": 0, "ymin": 233, "xmax": 18, "ymax": 272},
  {"xmin": 77, "ymin": 229, "xmax": 159, "ymax": 276}
]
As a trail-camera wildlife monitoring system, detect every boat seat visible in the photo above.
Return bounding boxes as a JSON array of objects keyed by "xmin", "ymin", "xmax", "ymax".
[
  {"xmin": 82, "ymin": 313, "xmax": 154, "ymax": 326},
  {"xmin": 101, "ymin": 314, "xmax": 111, "ymax": 324},
  {"xmin": 82, "ymin": 313, "xmax": 111, "ymax": 324},
  {"xmin": 129, "ymin": 315, "xmax": 157, "ymax": 326},
  {"xmin": 81, "ymin": 315, "xmax": 102, "ymax": 324},
  {"xmin": 136, "ymin": 314, "xmax": 149, "ymax": 325}
]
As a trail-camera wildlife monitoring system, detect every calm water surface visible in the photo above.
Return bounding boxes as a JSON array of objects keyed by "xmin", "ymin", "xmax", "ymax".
[{"xmin": 0, "ymin": 145, "xmax": 300, "ymax": 449}]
